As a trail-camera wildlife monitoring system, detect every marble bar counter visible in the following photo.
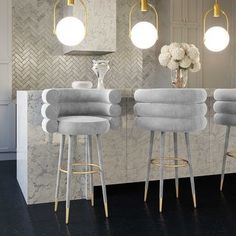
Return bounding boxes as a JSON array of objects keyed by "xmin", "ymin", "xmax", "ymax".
[{"xmin": 17, "ymin": 89, "xmax": 236, "ymax": 205}]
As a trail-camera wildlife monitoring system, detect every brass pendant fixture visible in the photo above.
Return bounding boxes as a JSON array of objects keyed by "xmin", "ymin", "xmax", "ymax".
[
  {"xmin": 140, "ymin": 0, "xmax": 148, "ymax": 12},
  {"xmin": 203, "ymin": 0, "xmax": 229, "ymax": 52},
  {"xmin": 129, "ymin": 0, "xmax": 159, "ymax": 49},
  {"xmin": 67, "ymin": 0, "xmax": 75, "ymax": 6},
  {"xmin": 53, "ymin": 0, "xmax": 87, "ymax": 47}
]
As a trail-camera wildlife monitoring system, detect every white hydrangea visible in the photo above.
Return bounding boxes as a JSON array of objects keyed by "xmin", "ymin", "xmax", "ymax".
[
  {"xmin": 161, "ymin": 45, "xmax": 170, "ymax": 54},
  {"xmin": 181, "ymin": 43, "xmax": 190, "ymax": 52},
  {"xmin": 179, "ymin": 56, "xmax": 192, "ymax": 69},
  {"xmin": 193, "ymin": 56, "xmax": 200, "ymax": 63},
  {"xmin": 170, "ymin": 47, "xmax": 185, "ymax": 60},
  {"xmin": 190, "ymin": 62, "xmax": 201, "ymax": 72},
  {"xmin": 188, "ymin": 46, "xmax": 200, "ymax": 61},
  {"xmin": 169, "ymin": 42, "xmax": 181, "ymax": 51},
  {"xmin": 158, "ymin": 53, "xmax": 171, "ymax": 67},
  {"xmin": 158, "ymin": 42, "xmax": 201, "ymax": 74},
  {"xmin": 189, "ymin": 44, "xmax": 197, "ymax": 48},
  {"xmin": 167, "ymin": 59, "xmax": 179, "ymax": 70}
]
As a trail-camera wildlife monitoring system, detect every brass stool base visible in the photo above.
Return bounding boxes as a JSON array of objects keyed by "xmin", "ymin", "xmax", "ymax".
[
  {"xmin": 151, "ymin": 157, "xmax": 189, "ymax": 168},
  {"xmin": 227, "ymin": 151, "xmax": 236, "ymax": 158},
  {"xmin": 60, "ymin": 163, "xmax": 101, "ymax": 175}
]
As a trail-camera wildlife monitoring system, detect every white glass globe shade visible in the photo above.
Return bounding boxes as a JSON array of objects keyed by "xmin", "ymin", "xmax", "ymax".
[
  {"xmin": 56, "ymin": 17, "xmax": 86, "ymax": 46},
  {"xmin": 204, "ymin": 26, "xmax": 230, "ymax": 52},
  {"xmin": 130, "ymin": 21, "xmax": 158, "ymax": 49}
]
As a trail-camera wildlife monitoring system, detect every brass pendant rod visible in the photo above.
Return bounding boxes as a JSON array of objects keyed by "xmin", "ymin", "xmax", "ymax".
[
  {"xmin": 53, "ymin": 0, "xmax": 60, "ymax": 34},
  {"xmin": 213, "ymin": 1, "xmax": 220, "ymax": 17},
  {"xmin": 67, "ymin": 0, "xmax": 75, "ymax": 6},
  {"xmin": 79, "ymin": 0, "xmax": 88, "ymax": 37},
  {"xmin": 129, "ymin": 2, "xmax": 138, "ymax": 37},
  {"xmin": 140, "ymin": 0, "xmax": 148, "ymax": 12}
]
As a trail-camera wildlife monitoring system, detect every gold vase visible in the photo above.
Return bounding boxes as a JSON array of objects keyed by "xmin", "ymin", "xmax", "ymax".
[{"xmin": 171, "ymin": 69, "xmax": 188, "ymax": 88}]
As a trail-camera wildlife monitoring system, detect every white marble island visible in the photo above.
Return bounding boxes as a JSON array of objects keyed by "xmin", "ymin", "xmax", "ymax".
[{"xmin": 17, "ymin": 89, "xmax": 236, "ymax": 205}]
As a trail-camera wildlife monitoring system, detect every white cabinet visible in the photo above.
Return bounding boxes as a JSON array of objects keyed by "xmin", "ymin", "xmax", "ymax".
[
  {"xmin": 0, "ymin": 0, "xmax": 16, "ymax": 159},
  {"xmin": 170, "ymin": 0, "xmax": 203, "ymax": 87},
  {"xmin": 63, "ymin": 0, "xmax": 116, "ymax": 55}
]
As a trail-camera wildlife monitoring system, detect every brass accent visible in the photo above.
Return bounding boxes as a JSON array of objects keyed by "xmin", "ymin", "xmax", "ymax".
[
  {"xmin": 176, "ymin": 186, "xmax": 179, "ymax": 199},
  {"xmin": 144, "ymin": 188, "xmax": 148, "ymax": 202},
  {"xmin": 193, "ymin": 194, "xmax": 197, "ymax": 208},
  {"xmin": 214, "ymin": 2, "xmax": 220, "ymax": 17},
  {"xmin": 227, "ymin": 151, "xmax": 236, "ymax": 158},
  {"xmin": 220, "ymin": 178, "xmax": 224, "ymax": 191},
  {"xmin": 53, "ymin": 0, "xmax": 88, "ymax": 36},
  {"xmin": 151, "ymin": 157, "xmax": 189, "ymax": 168},
  {"xmin": 203, "ymin": 0, "xmax": 229, "ymax": 39},
  {"xmin": 104, "ymin": 202, "xmax": 108, "ymax": 218},
  {"xmin": 159, "ymin": 198, "xmax": 163, "ymax": 213},
  {"xmin": 91, "ymin": 193, "xmax": 94, "ymax": 207},
  {"xmin": 54, "ymin": 198, "xmax": 58, "ymax": 212},
  {"xmin": 59, "ymin": 163, "xmax": 101, "ymax": 175},
  {"xmin": 66, "ymin": 208, "xmax": 70, "ymax": 224},
  {"xmin": 67, "ymin": 0, "xmax": 75, "ymax": 6},
  {"xmin": 53, "ymin": 0, "xmax": 60, "ymax": 34},
  {"xmin": 129, "ymin": 1, "xmax": 158, "ymax": 38},
  {"xmin": 140, "ymin": 0, "xmax": 148, "ymax": 12}
]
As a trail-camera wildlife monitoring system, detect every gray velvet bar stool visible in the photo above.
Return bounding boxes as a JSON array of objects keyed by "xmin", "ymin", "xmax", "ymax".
[
  {"xmin": 214, "ymin": 89, "xmax": 236, "ymax": 191},
  {"xmin": 134, "ymin": 89, "xmax": 207, "ymax": 212},
  {"xmin": 41, "ymin": 88, "xmax": 121, "ymax": 224}
]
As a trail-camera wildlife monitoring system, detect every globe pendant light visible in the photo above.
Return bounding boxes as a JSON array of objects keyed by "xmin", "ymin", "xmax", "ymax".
[
  {"xmin": 203, "ymin": 0, "xmax": 229, "ymax": 52},
  {"xmin": 129, "ymin": 0, "xmax": 159, "ymax": 49},
  {"xmin": 53, "ymin": 0, "xmax": 87, "ymax": 47}
]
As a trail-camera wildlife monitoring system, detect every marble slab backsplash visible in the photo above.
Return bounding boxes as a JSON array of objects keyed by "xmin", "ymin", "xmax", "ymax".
[{"xmin": 17, "ymin": 89, "xmax": 236, "ymax": 204}]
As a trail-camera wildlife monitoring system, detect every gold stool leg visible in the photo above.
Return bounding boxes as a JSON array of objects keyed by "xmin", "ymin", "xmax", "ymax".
[
  {"xmin": 54, "ymin": 200, "xmax": 58, "ymax": 213},
  {"xmin": 193, "ymin": 194, "xmax": 197, "ymax": 208},
  {"xmin": 159, "ymin": 198, "xmax": 163, "ymax": 213},
  {"xmin": 66, "ymin": 208, "xmax": 70, "ymax": 225}
]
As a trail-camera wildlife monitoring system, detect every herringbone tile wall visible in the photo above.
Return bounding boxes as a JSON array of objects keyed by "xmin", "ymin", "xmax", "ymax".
[{"xmin": 12, "ymin": 0, "xmax": 143, "ymax": 97}]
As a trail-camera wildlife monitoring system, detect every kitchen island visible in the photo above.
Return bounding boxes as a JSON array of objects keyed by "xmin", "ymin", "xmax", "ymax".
[{"xmin": 17, "ymin": 89, "xmax": 236, "ymax": 204}]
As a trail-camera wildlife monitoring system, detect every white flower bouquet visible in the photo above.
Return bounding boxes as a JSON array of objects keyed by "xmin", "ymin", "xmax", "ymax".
[
  {"xmin": 158, "ymin": 42, "xmax": 201, "ymax": 88},
  {"xmin": 159, "ymin": 42, "xmax": 201, "ymax": 72}
]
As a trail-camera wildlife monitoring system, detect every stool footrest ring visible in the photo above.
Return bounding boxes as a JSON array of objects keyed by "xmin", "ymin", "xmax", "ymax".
[
  {"xmin": 60, "ymin": 163, "xmax": 101, "ymax": 175},
  {"xmin": 151, "ymin": 157, "xmax": 189, "ymax": 168}
]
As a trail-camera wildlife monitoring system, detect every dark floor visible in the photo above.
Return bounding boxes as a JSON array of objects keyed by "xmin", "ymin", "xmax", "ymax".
[{"xmin": 1, "ymin": 161, "xmax": 236, "ymax": 236}]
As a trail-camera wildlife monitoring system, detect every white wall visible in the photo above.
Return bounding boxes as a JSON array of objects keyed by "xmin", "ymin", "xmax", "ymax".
[{"xmin": 0, "ymin": 0, "xmax": 16, "ymax": 160}]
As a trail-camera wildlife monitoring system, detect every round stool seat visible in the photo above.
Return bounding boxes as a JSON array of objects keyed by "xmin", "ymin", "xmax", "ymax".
[{"xmin": 58, "ymin": 116, "xmax": 110, "ymax": 135}]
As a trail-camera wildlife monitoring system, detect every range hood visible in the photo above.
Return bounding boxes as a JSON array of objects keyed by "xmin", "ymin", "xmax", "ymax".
[{"xmin": 63, "ymin": 0, "xmax": 116, "ymax": 56}]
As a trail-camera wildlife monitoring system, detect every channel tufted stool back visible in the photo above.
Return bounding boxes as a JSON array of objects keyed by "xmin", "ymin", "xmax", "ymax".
[
  {"xmin": 42, "ymin": 88, "xmax": 122, "ymax": 133},
  {"xmin": 41, "ymin": 88, "xmax": 121, "ymax": 224},
  {"xmin": 214, "ymin": 89, "xmax": 236, "ymax": 191},
  {"xmin": 134, "ymin": 88, "xmax": 207, "ymax": 212}
]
